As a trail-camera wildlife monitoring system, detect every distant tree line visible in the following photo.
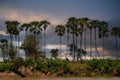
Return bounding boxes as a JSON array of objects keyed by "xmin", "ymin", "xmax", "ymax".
[{"xmin": 0, "ymin": 17, "xmax": 120, "ymax": 61}]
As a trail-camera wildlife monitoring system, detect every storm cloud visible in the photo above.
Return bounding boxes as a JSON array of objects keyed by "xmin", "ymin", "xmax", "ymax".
[{"xmin": 0, "ymin": 0, "xmax": 120, "ymax": 58}]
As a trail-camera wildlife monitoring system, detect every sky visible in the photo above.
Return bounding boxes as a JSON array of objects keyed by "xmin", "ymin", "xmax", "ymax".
[{"xmin": 0, "ymin": 0, "xmax": 120, "ymax": 58}]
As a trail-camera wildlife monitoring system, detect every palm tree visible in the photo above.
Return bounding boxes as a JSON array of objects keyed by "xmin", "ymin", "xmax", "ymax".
[
  {"xmin": 78, "ymin": 18, "xmax": 89, "ymax": 50},
  {"xmin": 89, "ymin": 20, "xmax": 101, "ymax": 58},
  {"xmin": 29, "ymin": 21, "xmax": 42, "ymax": 37},
  {"xmin": 14, "ymin": 29, "xmax": 19, "ymax": 57},
  {"xmin": 75, "ymin": 28, "xmax": 79, "ymax": 48},
  {"xmin": 5, "ymin": 21, "xmax": 20, "ymax": 59},
  {"xmin": 29, "ymin": 21, "xmax": 42, "ymax": 58},
  {"xmin": 0, "ymin": 39, "xmax": 8, "ymax": 61},
  {"xmin": 55, "ymin": 25, "xmax": 65, "ymax": 53},
  {"xmin": 21, "ymin": 23, "xmax": 30, "ymax": 38},
  {"xmin": 17, "ymin": 25, "xmax": 24, "ymax": 55},
  {"xmin": 41, "ymin": 20, "xmax": 50, "ymax": 54},
  {"xmin": 65, "ymin": 22, "xmax": 72, "ymax": 53},
  {"xmin": 88, "ymin": 20, "xmax": 94, "ymax": 58},
  {"xmin": 5, "ymin": 21, "xmax": 20, "ymax": 45},
  {"xmin": 99, "ymin": 21, "xmax": 109, "ymax": 59},
  {"xmin": 81, "ymin": 18, "xmax": 89, "ymax": 53},
  {"xmin": 111, "ymin": 27, "xmax": 120, "ymax": 59},
  {"xmin": 77, "ymin": 27, "xmax": 84, "ymax": 50},
  {"xmin": 21, "ymin": 23, "xmax": 31, "ymax": 58},
  {"xmin": 67, "ymin": 17, "xmax": 78, "ymax": 60},
  {"xmin": 50, "ymin": 49, "xmax": 59, "ymax": 58}
]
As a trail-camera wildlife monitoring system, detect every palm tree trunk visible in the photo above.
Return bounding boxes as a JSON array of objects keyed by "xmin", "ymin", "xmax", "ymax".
[
  {"xmin": 94, "ymin": 28, "xmax": 99, "ymax": 58},
  {"xmin": 73, "ymin": 31, "xmax": 75, "ymax": 61},
  {"xmin": 60, "ymin": 36, "xmax": 62, "ymax": 54},
  {"xmin": 15, "ymin": 35, "xmax": 17, "ymax": 47},
  {"xmin": 75, "ymin": 35, "xmax": 77, "ymax": 46},
  {"xmin": 43, "ymin": 29, "xmax": 46, "ymax": 58},
  {"xmin": 90, "ymin": 29, "xmax": 92, "ymax": 58},
  {"xmin": 66, "ymin": 31, "xmax": 69, "ymax": 57},
  {"xmin": 2, "ymin": 49, "xmax": 5, "ymax": 61},
  {"xmin": 84, "ymin": 28, "xmax": 86, "ymax": 59},
  {"xmin": 102, "ymin": 37, "xmax": 105, "ymax": 59},
  {"xmin": 25, "ymin": 31, "xmax": 27, "ymax": 58},
  {"xmin": 80, "ymin": 34, "xmax": 82, "ymax": 49},
  {"xmin": 26, "ymin": 31, "xmax": 27, "ymax": 38},
  {"xmin": 18, "ymin": 35, "xmax": 20, "ymax": 57},
  {"xmin": 10, "ymin": 34, "xmax": 13, "ymax": 45},
  {"xmin": 116, "ymin": 36, "xmax": 118, "ymax": 60},
  {"xmin": 76, "ymin": 35, "xmax": 78, "ymax": 61}
]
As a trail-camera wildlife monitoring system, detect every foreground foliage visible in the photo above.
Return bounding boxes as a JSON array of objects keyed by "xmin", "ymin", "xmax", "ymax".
[{"xmin": 0, "ymin": 58, "xmax": 120, "ymax": 77}]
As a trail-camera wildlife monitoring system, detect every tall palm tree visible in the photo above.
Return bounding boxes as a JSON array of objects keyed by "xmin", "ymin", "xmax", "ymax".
[
  {"xmin": 0, "ymin": 39, "xmax": 8, "ymax": 61},
  {"xmin": 88, "ymin": 20, "xmax": 94, "ymax": 58},
  {"xmin": 78, "ymin": 17, "xmax": 89, "ymax": 50},
  {"xmin": 77, "ymin": 28, "xmax": 83, "ymax": 49},
  {"xmin": 89, "ymin": 20, "xmax": 100, "ymax": 58},
  {"xmin": 81, "ymin": 18, "xmax": 89, "ymax": 53},
  {"xmin": 40, "ymin": 20, "xmax": 50, "ymax": 54},
  {"xmin": 17, "ymin": 25, "xmax": 24, "ymax": 56},
  {"xmin": 111, "ymin": 27, "xmax": 120, "ymax": 59},
  {"xmin": 67, "ymin": 17, "xmax": 78, "ymax": 60},
  {"xmin": 99, "ymin": 21, "xmax": 109, "ymax": 59},
  {"xmin": 21, "ymin": 23, "xmax": 31, "ymax": 58},
  {"xmin": 14, "ymin": 29, "xmax": 19, "ymax": 57},
  {"xmin": 29, "ymin": 21, "xmax": 42, "ymax": 58},
  {"xmin": 65, "ymin": 22, "xmax": 72, "ymax": 53},
  {"xmin": 55, "ymin": 25, "xmax": 65, "ymax": 53},
  {"xmin": 75, "ymin": 28, "xmax": 79, "ymax": 48},
  {"xmin": 5, "ymin": 21, "xmax": 20, "ymax": 59},
  {"xmin": 5, "ymin": 21, "xmax": 20, "ymax": 45}
]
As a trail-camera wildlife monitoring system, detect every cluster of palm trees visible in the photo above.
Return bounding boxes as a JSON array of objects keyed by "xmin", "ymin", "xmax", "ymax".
[
  {"xmin": 0, "ymin": 20, "xmax": 50, "ymax": 60},
  {"xmin": 0, "ymin": 17, "xmax": 120, "ymax": 61},
  {"xmin": 55, "ymin": 17, "xmax": 120, "ymax": 60}
]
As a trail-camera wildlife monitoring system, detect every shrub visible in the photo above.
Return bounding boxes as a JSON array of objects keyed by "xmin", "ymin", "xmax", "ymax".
[
  {"xmin": 61, "ymin": 60, "xmax": 71, "ymax": 74},
  {"xmin": 47, "ymin": 59, "xmax": 62, "ymax": 73},
  {"xmin": 11, "ymin": 58, "xmax": 27, "ymax": 71},
  {"xmin": 35, "ymin": 59, "xmax": 47, "ymax": 73},
  {"xmin": 0, "ymin": 61, "xmax": 13, "ymax": 72},
  {"xmin": 25, "ymin": 58, "xmax": 35, "ymax": 67}
]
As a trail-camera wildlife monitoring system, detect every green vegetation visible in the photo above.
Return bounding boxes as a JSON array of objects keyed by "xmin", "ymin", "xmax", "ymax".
[
  {"xmin": 0, "ymin": 58, "xmax": 120, "ymax": 77},
  {"xmin": 50, "ymin": 49, "xmax": 59, "ymax": 58},
  {"xmin": 0, "ymin": 17, "xmax": 120, "ymax": 78}
]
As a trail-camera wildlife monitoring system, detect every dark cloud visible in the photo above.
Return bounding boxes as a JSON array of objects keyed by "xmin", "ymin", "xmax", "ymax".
[{"xmin": 0, "ymin": 0, "xmax": 120, "ymax": 58}]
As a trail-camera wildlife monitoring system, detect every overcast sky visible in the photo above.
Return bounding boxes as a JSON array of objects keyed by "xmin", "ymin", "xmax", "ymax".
[{"xmin": 0, "ymin": 0, "xmax": 120, "ymax": 57}]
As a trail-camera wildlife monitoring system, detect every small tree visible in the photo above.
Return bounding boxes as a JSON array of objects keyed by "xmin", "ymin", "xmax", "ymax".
[
  {"xmin": 77, "ymin": 48, "xmax": 87, "ymax": 61},
  {"xmin": 21, "ymin": 35, "xmax": 40, "ymax": 59},
  {"xmin": 50, "ymin": 49, "xmax": 59, "ymax": 58}
]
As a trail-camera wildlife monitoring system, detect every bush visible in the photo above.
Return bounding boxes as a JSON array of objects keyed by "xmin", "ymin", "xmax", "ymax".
[
  {"xmin": 25, "ymin": 58, "xmax": 35, "ymax": 67},
  {"xmin": 86, "ymin": 59, "xmax": 120, "ymax": 76},
  {"xmin": 34, "ymin": 58, "xmax": 71, "ymax": 74},
  {"xmin": 11, "ymin": 58, "xmax": 27, "ymax": 71},
  {"xmin": 35, "ymin": 59, "xmax": 47, "ymax": 73},
  {"xmin": 47, "ymin": 59, "xmax": 63, "ymax": 73},
  {"xmin": 0, "ymin": 61, "xmax": 13, "ymax": 72},
  {"xmin": 61, "ymin": 60, "xmax": 71, "ymax": 74}
]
